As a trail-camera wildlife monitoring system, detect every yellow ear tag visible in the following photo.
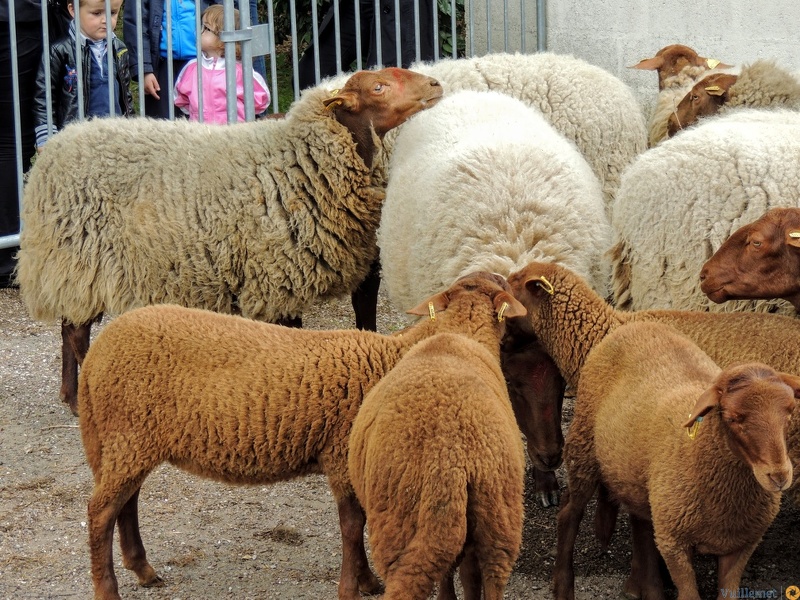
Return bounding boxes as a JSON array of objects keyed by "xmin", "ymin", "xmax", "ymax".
[
  {"xmin": 497, "ymin": 301, "xmax": 509, "ymax": 323},
  {"xmin": 789, "ymin": 231, "xmax": 800, "ymax": 239},
  {"xmin": 687, "ymin": 415, "xmax": 703, "ymax": 440},
  {"xmin": 325, "ymin": 99, "xmax": 342, "ymax": 111},
  {"xmin": 704, "ymin": 85, "xmax": 722, "ymax": 92},
  {"xmin": 707, "ymin": 58, "xmax": 721, "ymax": 69},
  {"xmin": 428, "ymin": 302, "xmax": 436, "ymax": 321},
  {"xmin": 535, "ymin": 276, "xmax": 555, "ymax": 295}
]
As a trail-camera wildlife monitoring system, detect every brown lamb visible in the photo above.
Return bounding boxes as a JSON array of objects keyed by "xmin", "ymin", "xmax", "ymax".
[
  {"xmin": 553, "ymin": 321, "xmax": 798, "ymax": 600},
  {"xmin": 349, "ymin": 287, "xmax": 526, "ymax": 598}
]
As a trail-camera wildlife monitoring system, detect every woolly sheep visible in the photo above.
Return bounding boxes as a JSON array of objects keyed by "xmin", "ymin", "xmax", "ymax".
[
  {"xmin": 507, "ymin": 260, "xmax": 800, "ymax": 462},
  {"xmin": 629, "ymin": 43, "xmax": 735, "ymax": 147},
  {"xmin": 17, "ymin": 67, "xmax": 443, "ymax": 416},
  {"xmin": 77, "ymin": 271, "xmax": 518, "ymax": 600},
  {"xmin": 700, "ymin": 207, "xmax": 800, "ymax": 311},
  {"xmin": 402, "ymin": 52, "xmax": 648, "ymax": 214},
  {"xmin": 552, "ymin": 321, "xmax": 798, "ymax": 600},
  {"xmin": 668, "ymin": 60, "xmax": 800, "ymax": 136},
  {"xmin": 377, "ymin": 89, "xmax": 612, "ymax": 506},
  {"xmin": 610, "ymin": 108, "xmax": 800, "ymax": 315},
  {"xmin": 349, "ymin": 280, "xmax": 526, "ymax": 599}
]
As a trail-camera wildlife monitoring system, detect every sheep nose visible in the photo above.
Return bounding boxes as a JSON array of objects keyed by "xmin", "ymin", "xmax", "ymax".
[
  {"xmin": 768, "ymin": 471, "xmax": 791, "ymax": 491},
  {"xmin": 699, "ymin": 266, "xmax": 707, "ymax": 282}
]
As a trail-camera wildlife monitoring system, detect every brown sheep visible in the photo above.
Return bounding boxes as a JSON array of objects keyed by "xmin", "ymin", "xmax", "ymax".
[
  {"xmin": 349, "ymin": 280, "xmax": 527, "ymax": 599},
  {"xmin": 700, "ymin": 207, "xmax": 800, "ymax": 311},
  {"xmin": 667, "ymin": 60, "xmax": 800, "ymax": 136},
  {"xmin": 553, "ymin": 321, "xmax": 798, "ymax": 600},
  {"xmin": 505, "ymin": 260, "xmax": 800, "ymax": 597},
  {"xmin": 77, "ymin": 272, "xmax": 522, "ymax": 600}
]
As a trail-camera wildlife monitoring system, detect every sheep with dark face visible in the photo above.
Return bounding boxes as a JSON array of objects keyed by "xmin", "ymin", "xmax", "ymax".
[
  {"xmin": 17, "ymin": 67, "xmax": 442, "ymax": 416},
  {"xmin": 553, "ymin": 321, "xmax": 798, "ymax": 600},
  {"xmin": 701, "ymin": 207, "xmax": 800, "ymax": 311},
  {"xmin": 77, "ymin": 272, "xmax": 513, "ymax": 600}
]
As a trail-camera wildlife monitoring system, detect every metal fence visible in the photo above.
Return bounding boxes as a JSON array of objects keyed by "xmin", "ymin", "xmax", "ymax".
[{"xmin": 1, "ymin": 0, "xmax": 544, "ymax": 254}]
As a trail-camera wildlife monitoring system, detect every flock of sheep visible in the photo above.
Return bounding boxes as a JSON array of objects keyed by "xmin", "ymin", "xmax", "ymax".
[{"xmin": 13, "ymin": 42, "xmax": 800, "ymax": 600}]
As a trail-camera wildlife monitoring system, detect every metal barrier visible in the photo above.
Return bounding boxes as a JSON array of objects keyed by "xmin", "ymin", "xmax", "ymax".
[{"xmin": 1, "ymin": 0, "xmax": 542, "ymax": 254}]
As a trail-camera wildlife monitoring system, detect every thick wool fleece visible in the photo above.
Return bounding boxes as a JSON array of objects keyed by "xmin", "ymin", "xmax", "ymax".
[
  {"xmin": 349, "ymin": 333, "xmax": 525, "ymax": 597},
  {"xmin": 610, "ymin": 108, "xmax": 800, "ymax": 314},
  {"xmin": 17, "ymin": 84, "xmax": 382, "ymax": 325},
  {"xmin": 571, "ymin": 322, "xmax": 782, "ymax": 577},
  {"xmin": 403, "ymin": 52, "xmax": 647, "ymax": 213},
  {"xmin": 378, "ymin": 90, "xmax": 611, "ymax": 313},
  {"xmin": 722, "ymin": 60, "xmax": 800, "ymax": 114},
  {"xmin": 508, "ymin": 262, "xmax": 800, "ymax": 480}
]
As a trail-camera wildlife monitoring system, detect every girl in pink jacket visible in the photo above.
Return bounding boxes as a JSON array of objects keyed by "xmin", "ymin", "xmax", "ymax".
[{"xmin": 174, "ymin": 4, "xmax": 269, "ymax": 123}]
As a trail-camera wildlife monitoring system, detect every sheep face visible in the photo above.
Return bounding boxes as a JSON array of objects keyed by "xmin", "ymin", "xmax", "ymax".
[
  {"xmin": 667, "ymin": 73, "xmax": 738, "ymax": 136},
  {"xmin": 684, "ymin": 363, "xmax": 799, "ymax": 492},
  {"xmin": 700, "ymin": 208, "xmax": 800, "ymax": 309},
  {"xmin": 323, "ymin": 67, "xmax": 443, "ymax": 138},
  {"xmin": 629, "ymin": 44, "xmax": 731, "ymax": 91}
]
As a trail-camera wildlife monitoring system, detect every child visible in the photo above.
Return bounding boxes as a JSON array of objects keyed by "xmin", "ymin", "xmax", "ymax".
[
  {"xmin": 32, "ymin": 0, "xmax": 134, "ymax": 149},
  {"xmin": 173, "ymin": 4, "xmax": 270, "ymax": 124}
]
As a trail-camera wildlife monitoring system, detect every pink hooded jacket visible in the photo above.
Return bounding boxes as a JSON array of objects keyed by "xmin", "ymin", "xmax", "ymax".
[{"xmin": 174, "ymin": 53, "xmax": 270, "ymax": 123}]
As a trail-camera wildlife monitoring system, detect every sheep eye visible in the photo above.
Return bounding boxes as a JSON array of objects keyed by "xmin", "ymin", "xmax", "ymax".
[
  {"xmin": 374, "ymin": 83, "xmax": 384, "ymax": 92},
  {"xmin": 691, "ymin": 94, "xmax": 699, "ymax": 101},
  {"xmin": 751, "ymin": 240, "xmax": 762, "ymax": 248}
]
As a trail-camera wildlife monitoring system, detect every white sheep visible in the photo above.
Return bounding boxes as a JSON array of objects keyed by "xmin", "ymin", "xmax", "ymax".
[
  {"xmin": 379, "ymin": 89, "xmax": 612, "ymax": 313},
  {"xmin": 16, "ymin": 67, "xmax": 443, "ymax": 416},
  {"xmin": 553, "ymin": 321, "xmax": 798, "ymax": 599},
  {"xmin": 402, "ymin": 52, "xmax": 648, "ymax": 214},
  {"xmin": 77, "ymin": 271, "xmax": 518, "ymax": 600},
  {"xmin": 377, "ymin": 89, "xmax": 612, "ymax": 507},
  {"xmin": 610, "ymin": 108, "xmax": 800, "ymax": 315},
  {"xmin": 349, "ymin": 283, "xmax": 527, "ymax": 598}
]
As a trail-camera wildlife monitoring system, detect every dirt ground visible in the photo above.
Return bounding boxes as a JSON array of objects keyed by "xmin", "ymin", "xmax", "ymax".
[{"xmin": 1, "ymin": 285, "xmax": 799, "ymax": 599}]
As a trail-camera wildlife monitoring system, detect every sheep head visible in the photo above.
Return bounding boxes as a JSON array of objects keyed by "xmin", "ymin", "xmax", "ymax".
[
  {"xmin": 700, "ymin": 208, "xmax": 800, "ymax": 311},
  {"xmin": 323, "ymin": 67, "xmax": 443, "ymax": 138},
  {"xmin": 683, "ymin": 363, "xmax": 799, "ymax": 492},
  {"xmin": 407, "ymin": 271, "xmax": 526, "ymax": 325},
  {"xmin": 629, "ymin": 44, "xmax": 731, "ymax": 91},
  {"xmin": 666, "ymin": 73, "xmax": 739, "ymax": 136}
]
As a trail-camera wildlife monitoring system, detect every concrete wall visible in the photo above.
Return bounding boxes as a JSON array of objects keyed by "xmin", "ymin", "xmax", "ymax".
[{"xmin": 468, "ymin": 0, "xmax": 800, "ymax": 113}]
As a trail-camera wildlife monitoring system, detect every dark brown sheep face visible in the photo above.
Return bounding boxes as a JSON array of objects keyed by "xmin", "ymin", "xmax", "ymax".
[
  {"xmin": 323, "ymin": 67, "xmax": 443, "ymax": 138},
  {"xmin": 684, "ymin": 363, "xmax": 799, "ymax": 492},
  {"xmin": 629, "ymin": 44, "xmax": 731, "ymax": 90},
  {"xmin": 700, "ymin": 208, "xmax": 800, "ymax": 307},
  {"xmin": 667, "ymin": 73, "xmax": 738, "ymax": 136}
]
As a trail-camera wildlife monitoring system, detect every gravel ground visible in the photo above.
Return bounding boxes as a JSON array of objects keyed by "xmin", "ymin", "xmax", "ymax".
[{"xmin": 1, "ymin": 285, "xmax": 798, "ymax": 599}]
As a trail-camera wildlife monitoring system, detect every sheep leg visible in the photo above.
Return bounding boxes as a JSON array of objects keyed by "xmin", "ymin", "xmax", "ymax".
[
  {"xmin": 716, "ymin": 544, "xmax": 758, "ymax": 598},
  {"xmin": 435, "ymin": 568, "xmax": 458, "ymax": 600},
  {"xmin": 336, "ymin": 493, "xmax": 383, "ymax": 599},
  {"xmin": 623, "ymin": 515, "xmax": 664, "ymax": 600},
  {"xmin": 351, "ymin": 258, "xmax": 380, "ymax": 331},
  {"xmin": 458, "ymin": 550, "xmax": 482, "ymax": 600},
  {"xmin": 117, "ymin": 488, "xmax": 162, "ymax": 587},
  {"xmin": 593, "ymin": 484, "xmax": 619, "ymax": 551},
  {"xmin": 60, "ymin": 319, "xmax": 93, "ymax": 416},
  {"xmin": 656, "ymin": 540, "xmax": 700, "ymax": 600},
  {"xmin": 553, "ymin": 482, "xmax": 596, "ymax": 600},
  {"xmin": 88, "ymin": 478, "xmax": 147, "ymax": 600},
  {"xmin": 533, "ymin": 468, "xmax": 560, "ymax": 507}
]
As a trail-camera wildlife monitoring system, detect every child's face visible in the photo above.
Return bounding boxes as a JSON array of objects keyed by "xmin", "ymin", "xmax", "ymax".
[
  {"xmin": 68, "ymin": 0, "xmax": 122, "ymax": 42},
  {"xmin": 201, "ymin": 19, "xmax": 223, "ymax": 57}
]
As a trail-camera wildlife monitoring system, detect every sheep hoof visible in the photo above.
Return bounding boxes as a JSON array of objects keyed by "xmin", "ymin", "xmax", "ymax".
[
  {"xmin": 358, "ymin": 573, "xmax": 384, "ymax": 596},
  {"xmin": 538, "ymin": 490, "xmax": 560, "ymax": 508},
  {"xmin": 139, "ymin": 573, "xmax": 164, "ymax": 588}
]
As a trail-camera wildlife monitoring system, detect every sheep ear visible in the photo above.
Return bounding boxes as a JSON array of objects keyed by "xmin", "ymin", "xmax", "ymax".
[
  {"xmin": 407, "ymin": 291, "xmax": 449, "ymax": 317},
  {"xmin": 787, "ymin": 230, "xmax": 800, "ymax": 248},
  {"xmin": 524, "ymin": 275, "xmax": 555, "ymax": 296},
  {"xmin": 494, "ymin": 292, "xmax": 527, "ymax": 321},
  {"xmin": 629, "ymin": 56, "xmax": 663, "ymax": 70},
  {"xmin": 778, "ymin": 373, "xmax": 800, "ymax": 400},
  {"xmin": 323, "ymin": 90, "xmax": 359, "ymax": 112},
  {"xmin": 682, "ymin": 387, "xmax": 719, "ymax": 428}
]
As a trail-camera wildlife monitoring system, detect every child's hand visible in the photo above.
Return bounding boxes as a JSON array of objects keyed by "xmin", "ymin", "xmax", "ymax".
[{"xmin": 143, "ymin": 73, "xmax": 161, "ymax": 99}]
